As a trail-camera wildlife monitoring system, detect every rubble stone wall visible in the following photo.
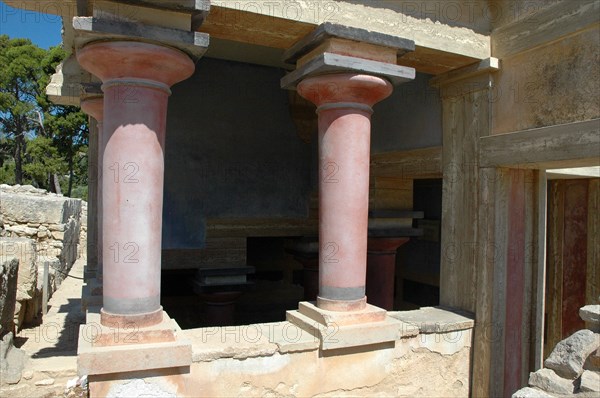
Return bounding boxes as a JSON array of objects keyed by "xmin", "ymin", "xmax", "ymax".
[{"xmin": 0, "ymin": 184, "xmax": 83, "ymax": 329}]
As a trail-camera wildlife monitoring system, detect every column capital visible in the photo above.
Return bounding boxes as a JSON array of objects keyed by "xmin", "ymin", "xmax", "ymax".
[
  {"xmin": 281, "ymin": 23, "xmax": 416, "ymax": 90},
  {"xmin": 76, "ymin": 41, "xmax": 195, "ymax": 89},
  {"xmin": 297, "ymin": 73, "xmax": 393, "ymax": 112},
  {"xmin": 80, "ymin": 95, "xmax": 104, "ymax": 123}
]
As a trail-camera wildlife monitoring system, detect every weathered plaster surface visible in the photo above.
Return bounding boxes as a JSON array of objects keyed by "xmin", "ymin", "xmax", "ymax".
[
  {"xmin": 209, "ymin": 0, "xmax": 490, "ymax": 60},
  {"xmin": 87, "ymin": 307, "xmax": 473, "ymax": 397},
  {"xmin": 493, "ymin": 26, "xmax": 600, "ymax": 135}
]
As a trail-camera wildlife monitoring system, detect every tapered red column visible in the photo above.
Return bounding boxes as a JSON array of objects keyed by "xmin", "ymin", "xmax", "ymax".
[
  {"xmin": 297, "ymin": 74, "xmax": 393, "ymax": 312},
  {"xmin": 80, "ymin": 96, "xmax": 104, "ymax": 285},
  {"xmin": 366, "ymin": 237, "xmax": 409, "ymax": 310},
  {"xmin": 77, "ymin": 41, "xmax": 195, "ymax": 327}
]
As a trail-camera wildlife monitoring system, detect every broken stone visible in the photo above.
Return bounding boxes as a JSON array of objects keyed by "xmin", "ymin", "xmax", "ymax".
[
  {"xmin": 0, "ymin": 257, "xmax": 19, "ymax": 336},
  {"xmin": 35, "ymin": 378, "xmax": 55, "ymax": 386},
  {"xmin": 512, "ymin": 387, "xmax": 555, "ymax": 398},
  {"xmin": 6, "ymin": 225, "xmax": 38, "ymax": 236},
  {"xmin": 580, "ymin": 305, "xmax": 600, "ymax": 332},
  {"xmin": 0, "ymin": 332, "xmax": 26, "ymax": 385},
  {"xmin": 580, "ymin": 370, "xmax": 600, "ymax": 393},
  {"xmin": 0, "ymin": 238, "xmax": 37, "ymax": 301},
  {"xmin": 528, "ymin": 368, "xmax": 575, "ymax": 395},
  {"xmin": 544, "ymin": 329, "xmax": 600, "ymax": 379}
]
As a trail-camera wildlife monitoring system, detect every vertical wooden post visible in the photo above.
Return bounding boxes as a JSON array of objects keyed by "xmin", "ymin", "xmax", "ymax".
[{"xmin": 533, "ymin": 171, "xmax": 547, "ymax": 370}]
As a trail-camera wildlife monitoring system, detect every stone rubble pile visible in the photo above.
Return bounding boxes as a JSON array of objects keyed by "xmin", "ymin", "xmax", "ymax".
[
  {"xmin": 0, "ymin": 184, "xmax": 83, "ymax": 329},
  {"xmin": 513, "ymin": 305, "xmax": 600, "ymax": 397}
]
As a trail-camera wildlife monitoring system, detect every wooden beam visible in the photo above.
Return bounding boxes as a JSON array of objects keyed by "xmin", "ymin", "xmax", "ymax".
[
  {"xmin": 492, "ymin": 0, "xmax": 600, "ymax": 58},
  {"xmin": 199, "ymin": 2, "xmax": 489, "ymax": 74},
  {"xmin": 479, "ymin": 119, "xmax": 600, "ymax": 169},
  {"xmin": 430, "ymin": 57, "xmax": 500, "ymax": 88},
  {"xmin": 370, "ymin": 146, "xmax": 442, "ymax": 179},
  {"xmin": 533, "ymin": 171, "xmax": 547, "ymax": 370}
]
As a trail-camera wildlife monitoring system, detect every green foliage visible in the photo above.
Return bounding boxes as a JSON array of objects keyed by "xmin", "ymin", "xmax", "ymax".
[
  {"xmin": 22, "ymin": 136, "xmax": 65, "ymax": 183},
  {"xmin": 0, "ymin": 34, "xmax": 89, "ymax": 197}
]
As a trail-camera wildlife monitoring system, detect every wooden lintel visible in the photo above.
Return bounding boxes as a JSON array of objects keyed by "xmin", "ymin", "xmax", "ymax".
[
  {"xmin": 429, "ymin": 57, "xmax": 500, "ymax": 88},
  {"xmin": 492, "ymin": 0, "xmax": 600, "ymax": 58},
  {"xmin": 371, "ymin": 146, "xmax": 442, "ymax": 179},
  {"xmin": 479, "ymin": 119, "xmax": 600, "ymax": 169}
]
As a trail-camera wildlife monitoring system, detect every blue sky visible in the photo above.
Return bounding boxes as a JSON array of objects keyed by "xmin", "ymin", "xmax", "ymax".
[{"xmin": 0, "ymin": 1, "xmax": 62, "ymax": 48}]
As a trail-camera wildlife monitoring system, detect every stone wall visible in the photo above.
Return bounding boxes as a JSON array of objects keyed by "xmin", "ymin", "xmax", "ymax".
[
  {"xmin": 0, "ymin": 184, "xmax": 83, "ymax": 329},
  {"xmin": 87, "ymin": 307, "xmax": 474, "ymax": 397}
]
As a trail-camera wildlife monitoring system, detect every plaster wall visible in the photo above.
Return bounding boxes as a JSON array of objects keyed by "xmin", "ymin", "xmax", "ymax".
[
  {"xmin": 492, "ymin": 25, "xmax": 600, "ymax": 135},
  {"xmin": 371, "ymin": 73, "xmax": 442, "ymax": 154},
  {"xmin": 161, "ymin": 58, "xmax": 443, "ymax": 250},
  {"xmin": 88, "ymin": 316, "xmax": 473, "ymax": 397},
  {"xmin": 162, "ymin": 58, "xmax": 311, "ymax": 248}
]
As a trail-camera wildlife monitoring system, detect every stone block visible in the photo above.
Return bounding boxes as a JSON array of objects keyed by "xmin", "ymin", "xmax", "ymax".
[
  {"xmin": 258, "ymin": 321, "xmax": 320, "ymax": 354},
  {"xmin": 544, "ymin": 329, "xmax": 600, "ymax": 379},
  {"xmin": 78, "ymin": 310, "xmax": 192, "ymax": 376},
  {"xmin": 184, "ymin": 324, "xmax": 278, "ymax": 363},
  {"xmin": 580, "ymin": 305, "xmax": 600, "ymax": 332},
  {"xmin": 0, "ymin": 238, "xmax": 37, "ymax": 301},
  {"xmin": 580, "ymin": 370, "xmax": 600, "ymax": 392},
  {"xmin": 0, "ymin": 191, "xmax": 81, "ymax": 225},
  {"xmin": 390, "ymin": 306, "xmax": 475, "ymax": 333},
  {"xmin": 286, "ymin": 308, "xmax": 404, "ymax": 350},
  {"xmin": 0, "ymin": 258, "xmax": 19, "ymax": 336},
  {"xmin": 511, "ymin": 387, "xmax": 555, "ymax": 398},
  {"xmin": 0, "ymin": 332, "xmax": 26, "ymax": 385},
  {"xmin": 528, "ymin": 368, "xmax": 576, "ymax": 395},
  {"xmin": 283, "ymin": 22, "xmax": 415, "ymax": 65}
]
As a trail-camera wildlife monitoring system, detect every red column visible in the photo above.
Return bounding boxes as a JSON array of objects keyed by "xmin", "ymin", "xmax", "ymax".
[
  {"xmin": 80, "ymin": 97, "xmax": 104, "ymax": 286},
  {"xmin": 297, "ymin": 74, "xmax": 392, "ymax": 312},
  {"xmin": 77, "ymin": 41, "xmax": 195, "ymax": 327}
]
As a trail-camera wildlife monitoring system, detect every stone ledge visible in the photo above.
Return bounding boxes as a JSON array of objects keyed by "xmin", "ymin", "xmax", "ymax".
[
  {"xmin": 389, "ymin": 306, "xmax": 475, "ymax": 334},
  {"xmin": 77, "ymin": 310, "xmax": 191, "ymax": 376},
  {"xmin": 184, "ymin": 321, "xmax": 321, "ymax": 363},
  {"xmin": 281, "ymin": 52, "xmax": 415, "ymax": 90},
  {"xmin": 286, "ymin": 309, "xmax": 406, "ymax": 350}
]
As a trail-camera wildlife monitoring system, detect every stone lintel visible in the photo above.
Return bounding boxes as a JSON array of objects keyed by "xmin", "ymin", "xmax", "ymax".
[
  {"xmin": 286, "ymin": 308, "xmax": 407, "ymax": 350},
  {"xmin": 73, "ymin": 16, "xmax": 209, "ymax": 61},
  {"xmin": 283, "ymin": 22, "xmax": 415, "ymax": 65},
  {"xmin": 389, "ymin": 306, "xmax": 475, "ymax": 334},
  {"xmin": 78, "ymin": 310, "xmax": 192, "ymax": 376},
  {"xmin": 281, "ymin": 53, "xmax": 415, "ymax": 90}
]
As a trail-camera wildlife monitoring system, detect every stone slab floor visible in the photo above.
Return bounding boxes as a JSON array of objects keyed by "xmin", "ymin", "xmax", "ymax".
[{"xmin": 1, "ymin": 256, "xmax": 86, "ymax": 398}]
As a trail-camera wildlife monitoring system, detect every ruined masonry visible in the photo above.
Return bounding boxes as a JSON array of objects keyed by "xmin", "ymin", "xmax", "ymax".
[
  {"xmin": 513, "ymin": 305, "xmax": 600, "ymax": 397},
  {"xmin": 0, "ymin": 184, "xmax": 84, "ymax": 329}
]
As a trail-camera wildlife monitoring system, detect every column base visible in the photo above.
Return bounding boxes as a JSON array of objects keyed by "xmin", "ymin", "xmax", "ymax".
[
  {"xmin": 317, "ymin": 296, "xmax": 367, "ymax": 312},
  {"xmin": 198, "ymin": 291, "xmax": 242, "ymax": 327},
  {"xmin": 100, "ymin": 306, "xmax": 164, "ymax": 329},
  {"xmin": 286, "ymin": 301, "xmax": 404, "ymax": 350},
  {"xmin": 78, "ymin": 308, "xmax": 191, "ymax": 376},
  {"xmin": 81, "ymin": 278, "xmax": 103, "ymax": 311}
]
